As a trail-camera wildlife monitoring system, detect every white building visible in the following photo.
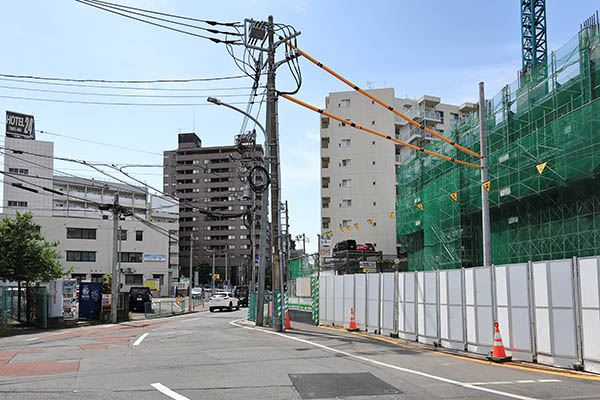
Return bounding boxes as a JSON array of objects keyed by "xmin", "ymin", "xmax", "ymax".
[
  {"xmin": 320, "ymin": 88, "xmax": 474, "ymax": 256},
  {"xmin": 2, "ymin": 136, "xmax": 178, "ymax": 297}
]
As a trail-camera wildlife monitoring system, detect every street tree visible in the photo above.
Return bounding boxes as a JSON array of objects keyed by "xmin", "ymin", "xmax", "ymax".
[{"xmin": 0, "ymin": 212, "xmax": 65, "ymax": 322}]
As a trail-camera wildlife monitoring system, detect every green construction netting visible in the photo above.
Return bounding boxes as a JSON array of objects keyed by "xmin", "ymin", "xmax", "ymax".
[
  {"xmin": 397, "ymin": 27, "xmax": 600, "ymax": 270},
  {"xmin": 289, "ymin": 254, "xmax": 319, "ymax": 279}
]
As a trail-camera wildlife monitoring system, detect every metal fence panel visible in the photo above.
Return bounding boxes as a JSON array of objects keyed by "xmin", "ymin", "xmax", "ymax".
[
  {"xmin": 319, "ymin": 276, "xmax": 327, "ymax": 323},
  {"xmin": 343, "ymin": 275, "xmax": 354, "ymax": 328},
  {"xmin": 465, "ymin": 267, "xmax": 494, "ymax": 354},
  {"xmin": 495, "ymin": 263, "xmax": 532, "ymax": 360},
  {"xmin": 326, "ymin": 276, "xmax": 335, "ymax": 323},
  {"xmin": 355, "ymin": 274, "xmax": 367, "ymax": 329},
  {"xmin": 398, "ymin": 272, "xmax": 417, "ymax": 340},
  {"xmin": 533, "ymin": 260, "xmax": 578, "ymax": 368},
  {"xmin": 440, "ymin": 269, "xmax": 464, "ymax": 349},
  {"xmin": 334, "ymin": 275, "xmax": 344, "ymax": 326},
  {"xmin": 367, "ymin": 273, "xmax": 380, "ymax": 332},
  {"xmin": 381, "ymin": 273, "xmax": 395, "ymax": 332},
  {"xmin": 579, "ymin": 256, "xmax": 600, "ymax": 373}
]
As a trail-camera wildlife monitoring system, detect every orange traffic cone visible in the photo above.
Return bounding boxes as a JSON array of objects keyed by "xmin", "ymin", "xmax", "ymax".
[
  {"xmin": 487, "ymin": 322, "xmax": 512, "ymax": 362},
  {"xmin": 285, "ymin": 310, "xmax": 292, "ymax": 329},
  {"xmin": 347, "ymin": 307, "xmax": 359, "ymax": 332}
]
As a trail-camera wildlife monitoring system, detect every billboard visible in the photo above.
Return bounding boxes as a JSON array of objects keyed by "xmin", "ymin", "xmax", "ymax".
[
  {"xmin": 143, "ymin": 254, "xmax": 166, "ymax": 262},
  {"xmin": 6, "ymin": 111, "xmax": 35, "ymax": 139}
]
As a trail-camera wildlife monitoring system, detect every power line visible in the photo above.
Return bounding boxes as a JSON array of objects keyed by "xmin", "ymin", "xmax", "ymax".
[
  {"xmin": 0, "ymin": 84, "xmax": 262, "ymax": 99},
  {"xmin": 76, "ymin": 0, "xmax": 240, "ymax": 44},
  {"xmin": 0, "ymin": 94, "xmax": 255, "ymax": 107},
  {"xmin": 0, "ymin": 73, "xmax": 248, "ymax": 84},
  {"xmin": 80, "ymin": 0, "xmax": 240, "ymax": 36},
  {"xmin": 0, "ymin": 77, "xmax": 258, "ymax": 92}
]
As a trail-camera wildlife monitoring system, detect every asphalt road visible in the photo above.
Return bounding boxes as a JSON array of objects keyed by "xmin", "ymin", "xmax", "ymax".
[{"xmin": 1, "ymin": 310, "xmax": 599, "ymax": 399}]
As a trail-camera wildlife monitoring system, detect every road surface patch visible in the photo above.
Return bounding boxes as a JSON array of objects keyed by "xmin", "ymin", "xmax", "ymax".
[
  {"xmin": 289, "ymin": 372, "xmax": 401, "ymax": 399},
  {"xmin": 0, "ymin": 360, "xmax": 79, "ymax": 376},
  {"xmin": 79, "ymin": 341, "xmax": 129, "ymax": 351}
]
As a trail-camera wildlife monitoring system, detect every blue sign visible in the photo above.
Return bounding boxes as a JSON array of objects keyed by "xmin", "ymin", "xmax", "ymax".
[
  {"xmin": 223, "ymin": 280, "xmax": 229, "ymax": 286},
  {"xmin": 78, "ymin": 282, "xmax": 102, "ymax": 319},
  {"xmin": 255, "ymin": 256, "xmax": 259, "ymax": 265},
  {"xmin": 144, "ymin": 254, "xmax": 166, "ymax": 262}
]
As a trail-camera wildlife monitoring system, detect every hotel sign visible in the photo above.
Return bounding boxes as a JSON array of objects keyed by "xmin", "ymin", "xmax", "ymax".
[{"xmin": 6, "ymin": 111, "xmax": 35, "ymax": 139}]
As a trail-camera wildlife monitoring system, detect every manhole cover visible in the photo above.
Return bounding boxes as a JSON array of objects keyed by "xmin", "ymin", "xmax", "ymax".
[{"xmin": 289, "ymin": 372, "xmax": 401, "ymax": 399}]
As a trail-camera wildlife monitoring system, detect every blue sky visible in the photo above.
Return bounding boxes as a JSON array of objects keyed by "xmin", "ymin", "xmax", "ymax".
[{"xmin": 1, "ymin": 0, "xmax": 597, "ymax": 252}]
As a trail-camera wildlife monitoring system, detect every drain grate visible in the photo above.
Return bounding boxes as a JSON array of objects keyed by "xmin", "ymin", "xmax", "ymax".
[{"xmin": 289, "ymin": 372, "xmax": 401, "ymax": 399}]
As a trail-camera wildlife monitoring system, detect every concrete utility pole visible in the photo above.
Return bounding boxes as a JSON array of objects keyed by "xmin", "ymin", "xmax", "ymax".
[
  {"xmin": 251, "ymin": 192, "xmax": 257, "ymax": 293},
  {"xmin": 479, "ymin": 82, "xmax": 492, "ymax": 267},
  {"xmin": 211, "ymin": 251, "xmax": 216, "ymax": 294},
  {"xmin": 267, "ymin": 15, "xmax": 283, "ymax": 332},
  {"xmin": 188, "ymin": 237, "xmax": 193, "ymax": 311},
  {"xmin": 111, "ymin": 193, "xmax": 119, "ymax": 324}
]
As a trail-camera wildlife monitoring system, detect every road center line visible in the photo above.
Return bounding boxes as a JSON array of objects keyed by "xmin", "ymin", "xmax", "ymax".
[
  {"xmin": 151, "ymin": 383, "xmax": 190, "ymax": 400},
  {"xmin": 229, "ymin": 319, "xmax": 539, "ymax": 400},
  {"xmin": 25, "ymin": 337, "xmax": 39, "ymax": 341},
  {"xmin": 133, "ymin": 332, "xmax": 149, "ymax": 346}
]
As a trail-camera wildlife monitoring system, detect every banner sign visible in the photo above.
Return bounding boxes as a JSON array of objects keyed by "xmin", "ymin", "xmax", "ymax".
[
  {"xmin": 143, "ymin": 254, "xmax": 166, "ymax": 262},
  {"xmin": 6, "ymin": 111, "xmax": 35, "ymax": 139},
  {"xmin": 144, "ymin": 280, "xmax": 159, "ymax": 290}
]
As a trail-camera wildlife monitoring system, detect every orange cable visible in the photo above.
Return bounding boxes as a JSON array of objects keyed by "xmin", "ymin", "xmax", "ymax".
[
  {"xmin": 285, "ymin": 41, "xmax": 483, "ymax": 160},
  {"xmin": 280, "ymin": 93, "xmax": 481, "ymax": 169}
]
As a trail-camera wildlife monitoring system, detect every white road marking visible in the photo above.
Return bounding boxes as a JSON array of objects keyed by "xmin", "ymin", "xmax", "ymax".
[
  {"xmin": 537, "ymin": 379, "xmax": 561, "ymax": 383},
  {"xmin": 151, "ymin": 383, "xmax": 190, "ymax": 400},
  {"xmin": 133, "ymin": 332, "xmax": 149, "ymax": 346},
  {"xmin": 517, "ymin": 380, "xmax": 536, "ymax": 383},
  {"xmin": 471, "ymin": 381, "xmax": 513, "ymax": 385},
  {"xmin": 25, "ymin": 337, "xmax": 39, "ymax": 342},
  {"xmin": 230, "ymin": 319, "xmax": 539, "ymax": 400}
]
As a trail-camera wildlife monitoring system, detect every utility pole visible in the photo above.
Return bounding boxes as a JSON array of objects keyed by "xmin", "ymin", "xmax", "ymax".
[
  {"xmin": 211, "ymin": 251, "xmax": 216, "ymax": 294},
  {"xmin": 255, "ymin": 151, "xmax": 269, "ymax": 326},
  {"xmin": 225, "ymin": 249, "xmax": 228, "ymax": 288},
  {"xmin": 267, "ymin": 15, "xmax": 283, "ymax": 332},
  {"xmin": 479, "ymin": 82, "xmax": 492, "ymax": 267},
  {"xmin": 251, "ymin": 193, "xmax": 257, "ymax": 293},
  {"xmin": 188, "ymin": 237, "xmax": 193, "ymax": 312},
  {"xmin": 111, "ymin": 193, "xmax": 119, "ymax": 324}
]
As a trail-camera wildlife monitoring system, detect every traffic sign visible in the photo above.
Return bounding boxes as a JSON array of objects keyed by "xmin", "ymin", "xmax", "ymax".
[
  {"xmin": 223, "ymin": 280, "xmax": 229, "ymax": 286},
  {"xmin": 213, "ymin": 274, "xmax": 220, "ymax": 279}
]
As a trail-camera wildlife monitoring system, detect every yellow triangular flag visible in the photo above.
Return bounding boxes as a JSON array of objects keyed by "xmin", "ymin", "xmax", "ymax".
[
  {"xmin": 536, "ymin": 162, "xmax": 547, "ymax": 175},
  {"xmin": 450, "ymin": 192, "xmax": 458, "ymax": 202},
  {"xmin": 389, "ymin": 212, "xmax": 395, "ymax": 219},
  {"xmin": 341, "ymin": 227, "xmax": 345, "ymax": 233},
  {"xmin": 416, "ymin": 203, "xmax": 424, "ymax": 211},
  {"xmin": 346, "ymin": 225, "xmax": 351, "ymax": 231},
  {"xmin": 482, "ymin": 181, "xmax": 491, "ymax": 192},
  {"xmin": 367, "ymin": 219, "xmax": 373, "ymax": 226},
  {"xmin": 354, "ymin": 223, "xmax": 359, "ymax": 230}
]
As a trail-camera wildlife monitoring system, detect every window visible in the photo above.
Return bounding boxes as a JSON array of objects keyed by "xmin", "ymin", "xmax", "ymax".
[
  {"xmin": 8, "ymin": 168, "xmax": 28, "ymax": 175},
  {"xmin": 228, "ymin": 235, "xmax": 236, "ymax": 240},
  {"xmin": 340, "ymin": 139, "xmax": 351, "ymax": 148},
  {"xmin": 450, "ymin": 112, "xmax": 459, "ymax": 124},
  {"xmin": 341, "ymin": 199, "xmax": 352, "ymax": 208},
  {"xmin": 67, "ymin": 251, "xmax": 96, "ymax": 262},
  {"xmin": 342, "ymin": 219, "xmax": 352, "ymax": 227},
  {"xmin": 321, "ymin": 117, "xmax": 330, "ymax": 129},
  {"xmin": 125, "ymin": 274, "xmax": 143, "ymax": 285},
  {"xmin": 341, "ymin": 179, "xmax": 352, "ymax": 188},
  {"xmin": 119, "ymin": 230, "xmax": 127, "ymax": 240},
  {"xmin": 67, "ymin": 228, "xmax": 96, "ymax": 240},
  {"xmin": 153, "ymin": 274, "xmax": 164, "ymax": 285},
  {"xmin": 228, "ymin": 245, "xmax": 236, "ymax": 250},
  {"xmin": 7, "ymin": 201, "xmax": 27, "ymax": 207},
  {"xmin": 436, "ymin": 110, "xmax": 444, "ymax": 124},
  {"xmin": 119, "ymin": 252, "xmax": 143, "ymax": 263},
  {"xmin": 136, "ymin": 231, "xmax": 143, "ymax": 241},
  {"xmin": 240, "ymin": 235, "xmax": 248, "ymax": 240},
  {"xmin": 240, "ymin": 244, "xmax": 249, "ymax": 249},
  {"xmin": 341, "ymin": 159, "xmax": 351, "ymax": 168},
  {"xmin": 91, "ymin": 274, "xmax": 104, "ymax": 283},
  {"xmin": 340, "ymin": 99, "xmax": 351, "ymax": 108}
]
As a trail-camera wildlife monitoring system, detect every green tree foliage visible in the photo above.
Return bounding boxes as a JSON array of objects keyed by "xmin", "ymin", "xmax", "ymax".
[
  {"xmin": 0, "ymin": 212, "xmax": 65, "ymax": 283},
  {"xmin": 194, "ymin": 261, "xmax": 224, "ymax": 285}
]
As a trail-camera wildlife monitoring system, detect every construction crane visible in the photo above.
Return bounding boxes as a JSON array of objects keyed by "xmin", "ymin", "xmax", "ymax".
[{"xmin": 520, "ymin": 0, "xmax": 548, "ymax": 76}]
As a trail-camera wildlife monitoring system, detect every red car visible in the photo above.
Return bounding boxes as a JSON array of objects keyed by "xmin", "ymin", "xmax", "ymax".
[{"xmin": 357, "ymin": 243, "xmax": 376, "ymax": 251}]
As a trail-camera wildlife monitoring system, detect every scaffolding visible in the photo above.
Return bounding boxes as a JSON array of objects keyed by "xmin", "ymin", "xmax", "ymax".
[{"xmin": 397, "ymin": 26, "xmax": 600, "ymax": 270}]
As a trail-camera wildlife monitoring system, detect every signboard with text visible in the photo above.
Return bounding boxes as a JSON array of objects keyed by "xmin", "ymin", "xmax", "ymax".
[
  {"xmin": 6, "ymin": 111, "xmax": 35, "ymax": 139},
  {"xmin": 143, "ymin": 254, "xmax": 166, "ymax": 262}
]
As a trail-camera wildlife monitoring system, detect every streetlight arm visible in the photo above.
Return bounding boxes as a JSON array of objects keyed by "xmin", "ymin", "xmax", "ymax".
[{"xmin": 207, "ymin": 97, "xmax": 267, "ymax": 136}]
